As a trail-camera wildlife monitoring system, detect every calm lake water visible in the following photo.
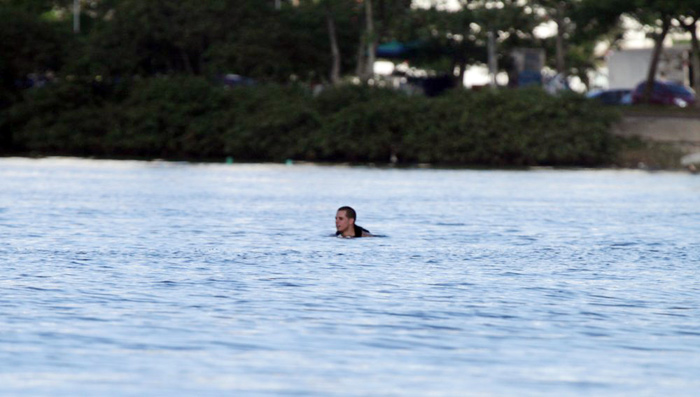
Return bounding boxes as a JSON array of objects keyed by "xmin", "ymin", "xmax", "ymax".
[{"xmin": 1, "ymin": 157, "xmax": 700, "ymax": 396}]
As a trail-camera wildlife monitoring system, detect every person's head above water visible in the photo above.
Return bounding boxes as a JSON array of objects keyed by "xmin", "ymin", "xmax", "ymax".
[
  {"xmin": 337, "ymin": 206, "xmax": 356, "ymax": 221},
  {"xmin": 335, "ymin": 206, "xmax": 371, "ymax": 238},
  {"xmin": 335, "ymin": 206, "xmax": 356, "ymax": 235}
]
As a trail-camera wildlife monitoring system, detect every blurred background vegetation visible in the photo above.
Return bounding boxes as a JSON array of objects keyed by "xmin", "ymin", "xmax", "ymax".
[{"xmin": 0, "ymin": 0, "xmax": 690, "ymax": 166}]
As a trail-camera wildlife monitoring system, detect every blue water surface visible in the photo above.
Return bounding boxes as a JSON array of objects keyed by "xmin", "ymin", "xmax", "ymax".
[{"xmin": 1, "ymin": 157, "xmax": 699, "ymax": 396}]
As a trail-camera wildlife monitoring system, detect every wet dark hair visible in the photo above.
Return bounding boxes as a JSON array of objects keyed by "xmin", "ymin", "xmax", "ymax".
[{"xmin": 337, "ymin": 206, "xmax": 356, "ymax": 220}]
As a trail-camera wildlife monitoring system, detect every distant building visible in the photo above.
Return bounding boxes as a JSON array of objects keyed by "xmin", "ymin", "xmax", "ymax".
[
  {"xmin": 606, "ymin": 47, "xmax": 690, "ymax": 90},
  {"xmin": 510, "ymin": 48, "xmax": 545, "ymax": 87},
  {"xmin": 600, "ymin": 16, "xmax": 694, "ymax": 90}
]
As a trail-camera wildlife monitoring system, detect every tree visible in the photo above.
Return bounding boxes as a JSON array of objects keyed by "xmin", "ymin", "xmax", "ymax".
[
  {"xmin": 676, "ymin": 0, "xmax": 700, "ymax": 107},
  {"xmin": 72, "ymin": 0, "xmax": 363, "ymax": 83},
  {"xmin": 525, "ymin": 0, "xmax": 629, "ymax": 88},
  {"xmin": 393, "ymin": 1, "xmax": 538, "ymax": 87},
  {"xmin": 626, "ymin": 0, "xmax": 684, "ymax": 103},
  {"xmin": 0, "ymin": 0, "xmax": 67, "ymax": 14},
  {"xmin": 470, "ymin": 1, "xmax": 540, "ymax": 86},
  {"xmin": 78, "ymin": 0, "xmax": 233, "ymax": 77},
  {"xmin": 0, "ymin": 5, "xmax": 68, "ymax": 151},
  {"xmin": 0, "ymin": 6, "xmax": 67, "ymax": 102},
  {"xmin": 355, "ymin": 0, "xmax": 377, "ymax": 81},
  {"xmin": 323, "ymin": 0, "xmax": 342, "ymax": 84},
  {"xmin": 529, "ymin": 0, "xmax": 572, "ymax": 76},
  {"xmin": 310, "ymin": 0, "xmax": 363, "ymax": 85}
]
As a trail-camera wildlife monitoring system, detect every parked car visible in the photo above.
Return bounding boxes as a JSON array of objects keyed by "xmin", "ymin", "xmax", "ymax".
[
  {"xmin": 586, "ymin": 89, "xmax": 632, "ymax": 105},
  {"xmin": 220, "ymin": 73, "xmax": 255, "ymax": 87},
  {"xmin": 631, "ymin": 80, "xmax": 695, "ymax": 107}
]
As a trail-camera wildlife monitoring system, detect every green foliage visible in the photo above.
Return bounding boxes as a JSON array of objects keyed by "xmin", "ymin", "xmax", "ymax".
[
  {"xmin": 0, "ymin": 0, "xmax": 638, "ymax": 94},
  {"xmin": 616, "ymin": 136, "xmax": 683, "ymax": 169},
  {"xmin": 67, "ymin": 0, "xmax": 361, "ymax": 84},
  {"xmin": 7, "ymin": 78, "xmax": 620, "ymax": 166},
  {"xmin": 0, "ymin": 0, "xmax": 65, "ymax": 15},
  {"xmin": 0, "ymin": 5, "xmax": 69, "ymax": 151},
  {"xmin": 317, "ymin": 89, "xmax": 428, "ymax": 162},
  {"xmin": 313, "ymin": 84, "xmax": 401, "ymax": 115},
  {"xmin": 113, "ymin": 76, "xmax": 231, "ymax": 158},
  {"xmin": 401, "ymin": 88, "xmax": 619, "ymax": 166},
  {"xmin": 10, "ymin": 78, "xmax": 120, "ymax": 155},
  {"xmin": 222, "ymin": 84, "xmax": 320, "ymax": 161},
  {"xmin": 0, "ymin": 7, "xmax": 67, "ymax": 87}
]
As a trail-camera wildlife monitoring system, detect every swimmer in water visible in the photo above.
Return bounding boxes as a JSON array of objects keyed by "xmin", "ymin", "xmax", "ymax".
[{"xmin": 335, "ymin": 206, "xmax": 372, "ymax": 238}]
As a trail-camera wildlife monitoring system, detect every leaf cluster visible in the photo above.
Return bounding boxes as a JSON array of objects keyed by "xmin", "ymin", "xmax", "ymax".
[{"xmin": 7, "ymin": 78, "xmax": 620, "ymax": 167}]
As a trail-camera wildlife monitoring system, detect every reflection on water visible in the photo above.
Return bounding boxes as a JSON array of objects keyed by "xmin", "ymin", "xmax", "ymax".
[{"xmin": 1, "ymin": 157, "xmax": 700, "ymax": 396}]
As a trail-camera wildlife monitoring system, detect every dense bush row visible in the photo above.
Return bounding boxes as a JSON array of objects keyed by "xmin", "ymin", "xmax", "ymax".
[{"xmin": 3, "ymin": 77, "xmax": 620, "ymax": 167}]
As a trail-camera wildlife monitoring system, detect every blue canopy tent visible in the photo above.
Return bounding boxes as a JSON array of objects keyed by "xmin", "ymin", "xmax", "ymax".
[
  {"xmin": 375, "ymin": 40, "xmax": 455, "ymax": 96},
  {"xmin": 375, "ymin": 41, "xmax": 422, "ymax": 58}
]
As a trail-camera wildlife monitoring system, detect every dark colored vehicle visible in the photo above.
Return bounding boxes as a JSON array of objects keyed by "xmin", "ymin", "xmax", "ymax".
[
  {"xmin": 220, "ymin": 73, "xmax": 255, "ymax": 87},
  {"xmin": 586, "ymin": 89, "xmax": 632, "ymax": 105},
  {"xmin": 631, "ymin": 80, "xmax": 695, "ymax": 107}
]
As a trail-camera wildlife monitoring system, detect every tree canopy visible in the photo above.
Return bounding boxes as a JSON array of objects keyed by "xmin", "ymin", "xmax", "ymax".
[{"xmin": 0, "ymin": 0, "xmax": 694, "ymax": 92}]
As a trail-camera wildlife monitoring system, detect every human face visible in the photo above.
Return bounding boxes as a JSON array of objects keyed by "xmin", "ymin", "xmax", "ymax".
[{"xmin": 335, "ymin": 210, "xmax": 354, "ymax": 234}]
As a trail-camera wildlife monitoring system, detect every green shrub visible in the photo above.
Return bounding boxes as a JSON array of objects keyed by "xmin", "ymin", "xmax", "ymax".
[
  {"xmin": 222, "ymin": 84, "xmax": 320, "ymax": 161},
  {"xmin": 411, "ymin": 88, "xmax": 620, "ymax": 166},
  {"xmin": 113, "ymin": 76, "xmax": 231, "ymax": 159},
  {"xmin": 8, "ymin": 78, "xmax": 620, "ymax": 167},
  {"xmin": 313, "ymin": 84, "xmax": 403, "ymax": 115},
  {"xmin": 315, "ymin": 91, "xmax": 430, "ymax": 162},
  {"xmin": 11, "ymin": 78, "xmax": 119, "ymax": 155}
]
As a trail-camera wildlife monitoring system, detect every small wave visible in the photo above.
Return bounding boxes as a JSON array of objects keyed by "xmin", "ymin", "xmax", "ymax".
[
  {"xmin": 361, "ymin": 339, "xmax": 414, "ymax": 350},
  {"xmin": 329, "ymin": 234, "xmax": 389, "ymax": 238},
  {"xmin": 579, "ymin": 311, "xmax": 609, "ymax": 319},
  {"xmin": 609, "ymin": 242, "xmax": 639, "ymax": 248},
  {"xmin": 274, "ymin": 282, "xmax": 305, "ymax": 287},
  {"xmin": 590, "ymin": 302, "xmax": 647, "ymax": 308},
  {"xmin": 25, "ymin": 286, "xmax": 62, "ymax": 292},
  {"xmin": 429, "ymin": 282, "xmax": 475, "ymax": 287},
  {"xmin": 208, "ymin": 341, "xmax": 269, "ymax": 351},
  {"xmin": 617, "ymin": 345, "xmax": 683, "ymax": 352},
  {"xmin": 475, "ymin": 311, "xmax": 519, "ymax": 320},
  {"xmin": 581, "ymin": 331, "xmax": 610, "ymax": 337},
  {"xmin": 675, "ymin": 330, "xmax": 700, "ymax": 336},
  {"xmin": 73, "ymin": 316, "xmax": 110, "ymax": 322}
]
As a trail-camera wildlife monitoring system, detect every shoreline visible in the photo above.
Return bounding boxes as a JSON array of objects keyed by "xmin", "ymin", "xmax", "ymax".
[
  {"xmin": 613, "ymin": 115, "xmax": 700, "ymax": 170},
  {"xmin": 5, "ymin": 109, "xmax": 698, "ymax": 172},
  {"xmin": 2, "ymin": 154, "xmax": 694, "ymax": 173}
]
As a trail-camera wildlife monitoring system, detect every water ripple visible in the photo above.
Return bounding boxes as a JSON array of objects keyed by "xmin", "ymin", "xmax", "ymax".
[{"xmin": 2, "ymin": 159, "xmax": 700, "ymax": 396}]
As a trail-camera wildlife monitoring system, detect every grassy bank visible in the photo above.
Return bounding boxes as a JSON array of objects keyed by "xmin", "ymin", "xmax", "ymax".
[
  {"xmin": 616, "ymin": 138, "xmax": 685, "ymax": 170},
  {"xmin": 614, "ymin": 105, "xmax": 698, "ymax": 170},
  {"xmin": 3, "ymin": 77, "xmax": 621, "ymax": 167},
  {"xmin": 620, "ymin": 104, "xmax": 700, "ymax": 119}
]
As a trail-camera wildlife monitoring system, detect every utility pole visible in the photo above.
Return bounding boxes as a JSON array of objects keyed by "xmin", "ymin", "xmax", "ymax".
[{"xmin": 73, "ymin": 0, "xmax": 81, "ymax": 33}]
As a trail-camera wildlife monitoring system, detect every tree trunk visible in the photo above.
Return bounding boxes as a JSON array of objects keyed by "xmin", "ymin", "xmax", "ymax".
[
  {"xmin": 487, "ymin": 30, "xmax": 498, "ymax": 88},
  {"xmin": 554, "ymin": 1, "xmax": 566, "ymax": 76},
  {"xmin": 73, "ymin": 0, "xmax": 81, "ymax": 33},
  {"xmin": 643, "ymin": 16, "xmax": 671, "ymax": 103},
  {"xmin": 180, "ymin": 49, "xmax": 194, "ymax": 75},
  {"xmin": 363, "ymin": 0, "xmax": 376, "ymax": 81},
  {"xmin": 686, "ymin": 19, "xmax": 700, "ymax": 108},
  {"xmin": 356, "ymin": 39, "xmax": 366, "ymax": 78},
  {"xmin": 325, "ymin": 3, "xmax": 341, "ymax": 85}
]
